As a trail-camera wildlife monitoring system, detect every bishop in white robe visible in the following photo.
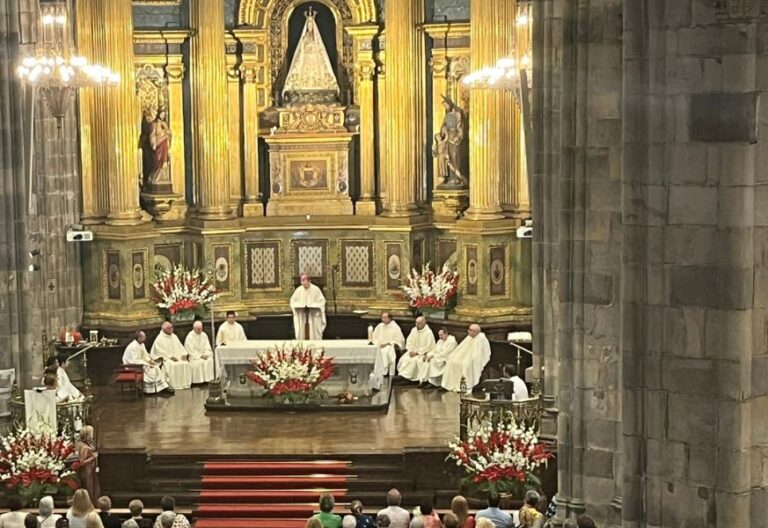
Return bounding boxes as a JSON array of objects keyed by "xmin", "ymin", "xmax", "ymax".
[
  {"xmin": 122, "ymin": 332, "xmax": 172, "ymax": 394},
  {"xmin": 184, "ymin": 321, "xmax": 215, "ymax": 384},
  {"xmin": 371, "ymin": 313, "xmax": 405, "ymax": 377},
  {"xmin": 216, "ymin": 311, "xmax": 248, "ymax": 346},
  {"xmin": 150, "ymin": 322, "xmax": 192, "ymax": 390},
  {"xmin": 418, "ymin": 328, "xmax": 458, "ymax": 386},
  {"xmin": 441, "ymin": 324, "xmax": 492, "ymax": 392},
  {"xmin": 397, "ymin": 317, "xmax": 436, "ymax": 381},
  {"xmin": 290, "ymin": 273, "xmax": 327, "ymax": 340}
]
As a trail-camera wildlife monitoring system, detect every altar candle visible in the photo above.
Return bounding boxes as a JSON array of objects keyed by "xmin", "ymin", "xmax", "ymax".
[{"xmin": 367, "ymin": 325, "xmax": 374, "ymax": 342}]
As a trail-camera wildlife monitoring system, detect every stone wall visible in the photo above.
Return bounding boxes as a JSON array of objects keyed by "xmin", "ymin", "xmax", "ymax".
[
  {"xmin": 0, "ymin": 0, "xmax": 83, "ymax": 387},
  {"xmin": 534, "ymin": 0, "xmax": 765, "ymax": 526}
]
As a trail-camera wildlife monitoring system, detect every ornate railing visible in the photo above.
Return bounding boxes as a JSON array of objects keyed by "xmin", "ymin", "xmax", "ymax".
[
  {"xmin": 9, "ymin": 397, "xmax": 92, "ymax": 443},
  {"xmin": 459, "ymin": 393, "xmax": 542, "ymax": 441}
]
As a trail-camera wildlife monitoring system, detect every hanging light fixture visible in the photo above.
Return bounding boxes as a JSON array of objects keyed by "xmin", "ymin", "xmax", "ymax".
[{"xmin": 16, "ymin": 1, "xmax": 119, "ymax": 128}]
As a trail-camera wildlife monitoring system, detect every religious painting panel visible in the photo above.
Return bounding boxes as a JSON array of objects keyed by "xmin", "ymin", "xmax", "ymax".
[
  {"xmin": 136, "ymin": 64, "xmax": 173, "ymax": 194},
  {"xmin": 292, "ymin": 240, "xmax": 328, "ymax": 284},
  {"xmin": 288, "ymin": 159, "xmax": 329, "ymax": 192},
  {"xmin": 340, "ymin": 240, "xmax": 373, "ymax": 288},
  {"xmin": 412, "ymin": 239, "xmax": 425, "ymax": 272},
  {"xmin": 244, "ymin": 241, "xmax": 281, "ymax": 290},
  {"xmin": 489, "ymin": 245, "xmax": 507, "ymax": 296},
  {"xmin": 213, "ymin": 245, "xmax": 232, "ymax": 293},
  {"xmin": 154, "ymin": 243, "xmax": 182, "ymax": 275},
  {"xmin": 131, "ymin": 251, "xmax": 147, "ymax": 301},
  {"xmin": 385, "ymin": 242, "xmax": 403, "ymax": 290},
  {"xmin": 437, "ymin": 239, "xmax": 457, "ymax": 270},
  {"xmin": 465, "ymin": 245, "xmax": 478, "ymax": 296},
  {"xmin": 104, "ymin": 250, "xmax": 121, "ymax": 301}
]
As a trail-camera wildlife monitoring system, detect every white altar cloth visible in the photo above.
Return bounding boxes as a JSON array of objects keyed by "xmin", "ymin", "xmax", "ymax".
[{"xmin": 216, "ymin": 340, "xmax": 377, "ymax": 397}]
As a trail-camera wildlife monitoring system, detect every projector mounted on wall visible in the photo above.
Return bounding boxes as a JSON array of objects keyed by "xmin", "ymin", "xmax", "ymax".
[
  {"xmin": 516, "ymin": 219, "xmax": 533, "ymax": 239},
  {"xmin": 66, "ymin": 227, "xmax": 94, "ymax": 242}
]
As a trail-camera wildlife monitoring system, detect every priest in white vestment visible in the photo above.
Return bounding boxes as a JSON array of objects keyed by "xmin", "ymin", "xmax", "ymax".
[
  {"xmin": 418, "ymin": 327, "xmax": 458, "ymax": 386},
  {"xmin": 57, "ymin": 357, "xmax": 84, "ymax": 401},
  {"xmin": 184, "ymin": 321, "xmax": 215, "ymax": 384},
  {"xmin": 216, "ymin": 311, "xmax": 248, "ymax": 346},
  {"xmin": 290, "ymin": 273, "xmax": 327, "ymax": 340},
  {"xmin": 122, "ymin": 331, "xmax": 173, "ymax": 395},
  {"xmin": 371, "ymin": 312, "xmax": 405, "ymax": 377},
  {"xmin": 150, "ymin": 322, "xmax": 192, "ymax": 390},
  {"xmin": 441, "ymin": 324, "xmax": 492, "ymax": 392},
  {"xmin": 397, "ymin": 317, "xmax": 436, "ymax": 381},
  {"xmin": 502, "ymin": 365, "xmax": 530, "ymax": 401}
]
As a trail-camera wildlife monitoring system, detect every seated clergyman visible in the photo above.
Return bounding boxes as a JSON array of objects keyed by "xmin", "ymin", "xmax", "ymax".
[
  {"xmin": 216, "ymin": 310, "xmax": 247, "ymax": 346},
  {"xmin": 151, "ymin": 322, "xmax": 192, "ymax": 390},
  {"xmin": 184, "ymin": 321, "xmax": 215, "ymax": 384},
  {"xmin": 417, "ymin": 327, "xmax": 458, "ymax": 387},
  {"xmin": 122, "ymin": 331, "xmax": 174, "ymax": 395},
  {"xmin": 441, "ymin": 324, "xmax": 492, "ymax": 392},
  {"xmin": 396, "ymin": 316, "xmax": 435, "ymax": 382}
]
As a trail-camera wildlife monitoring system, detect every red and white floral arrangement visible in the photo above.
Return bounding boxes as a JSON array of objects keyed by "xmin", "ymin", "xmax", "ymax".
[
  {"xmin": 245, "ymin": 344, "xmax": 335, "ymax": 403},
  {"xmin": 401, "ymin": 263, "xmax": 459, "ymax": 311},
  {"xmin": 447, "ymin": 418, "xmax": 552, "ymax": 495},
  {"xmin": 152, "ymin": 264, "xmax": 219, "ymax": 315},
  {"xmin": 0, "ymin": 428, "xmax": 78, "ymax": 505}
]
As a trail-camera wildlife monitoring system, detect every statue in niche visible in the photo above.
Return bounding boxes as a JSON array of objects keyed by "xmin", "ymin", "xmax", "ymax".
[
  {"xmin": 139, "ymin": 106, "xmax": 172, "ymax": 193},
  {"xmin": 281, "ymin": 6, "xmax": 340, "ymax": 106},
  {"xmin": 433, "ymin": 95, "xmax": 468, "ymax": 188}
]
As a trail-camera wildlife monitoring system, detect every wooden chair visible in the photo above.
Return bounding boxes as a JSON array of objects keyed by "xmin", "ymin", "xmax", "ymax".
[{"xmin": 114, "ymin": 364, "xmax": 144, "ymax": 399}]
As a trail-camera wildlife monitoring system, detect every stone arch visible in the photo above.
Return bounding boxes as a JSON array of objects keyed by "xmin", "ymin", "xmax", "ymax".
[{"xmin": 238, "ymin": 0, "xmax": 379, "ymax": 27}]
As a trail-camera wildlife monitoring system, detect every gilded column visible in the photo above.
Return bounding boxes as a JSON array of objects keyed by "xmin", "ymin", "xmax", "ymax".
[
  {"xmin": 100, "ymin": 0, "xmax": 143, "ymax": 225},
  {"xmin": 241, "ymin": 63, "xmax": 264, "ymax": 216},
  {"xmin": 165, "ymin": 60, "xmax": 187, "ymax": 211},
  {"xmin": 189, "ymin": 0, "xmax": 233, "ymax": 220},
  {"xmin": 429, "ymin": 54, "xmax": 448, "ymax": 190},
  {"xmin": 464, "ymin": 0, "xmax": 515, "ymax": 221},
  {"xmin": 382, "ymin": 0, "xmax": 424, "ymax": 217},
  {"xmin": 226, "ymin": 56, "xmax": 243, "ymax": 210}
]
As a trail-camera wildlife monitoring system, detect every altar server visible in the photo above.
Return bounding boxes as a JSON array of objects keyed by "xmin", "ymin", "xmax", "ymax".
[
  {"xmin": 122, "ymin": 331, "xmax": 173, "ymax": 395},
  {"xmin": 216, "ymin": 311, "xmax": 247, "ymax": 346},
  {"xmin": 290, "ymin": 273, "xmax": 327, "ymax": 340},
  {"xmin": 371, "ymin": 312, "xmax": 405, "ymax": 377},
  {"xmin": 150, "ymin": 322, "xmax": 192, "ymax": 390},
  {"xmin": 397, "ymin": 317, "xmax": 436, "ymax": 381},
  {"xmin": 441, "ymin": 324, "xmax": 491, "ymax": 392},
  {"xmin": 45, "ymin": 355, "xmax": 84, "ymax": 401},
  {"xmin": 184, "ymin": 321, "xmax": 215, "ymax": 384},
  {"xmin": 417, "ymin": 327, "xmax": 458, "ymax": 386}
]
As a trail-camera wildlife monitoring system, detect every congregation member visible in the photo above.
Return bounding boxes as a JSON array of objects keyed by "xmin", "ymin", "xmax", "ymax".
[
  {"xmin": 86, "ymin": 511, "xmax": 105, "ymax": 528},
  {"xmin": 67, "ymin": 489, "xmax": 95, "ymax": 528},
  {"xmin": 377, "ymin": 489, "xmax": 410, "ymax": 528},
  {"xmin": 397, "ymin": 316, "xmax": 435, "ymax": 382},
  {"xmin": 290, "ymin": 273, "xmax": 327, "ymax": 340},
  {"xmin": 375, "ymin": 515, "xmax": 390, "ymax": 528},
  {"xmin": 37, "ymin": 496, "xmax": 62, "ymax": 528},
  {"xmin": 96, "ymin": 496, "xmax": 122, "ymax": 528},
  {"xmin": 23, "ymin": 514, "xmax": 36, "ymax": 528},
  {"xmin": 408, "ymin": 520, "xmax": 424, "ymax": 528},
  {"xmin": 311, "ymin": 493, "xmax": 341, "ymax": 528},
  {"xmin": 501, "ymin": 365, "xmax": 529, "ymax": 401},
  {"xmin": 417, "ymin": 327, "xmax": 457, "ymax": 387},
  {"xmin": 153, "ymin": 496, "xmax": 190, "ymax": 528},
  {"xmin": 417, "ymin": 500, "xmax": 441, "ymax": 528},
  {"xmin": 442, "ymin": 513, "xmax": 459, "ymax": 528},
  {"xmin": 475, "ymin": 493, "xmax": 513, "ymax": 528},
  {"xmin": 216, "ymin": 311, "xmax": 247, "ymax": 346},
  {"xmin": 349, "ymin": 500, "xmax": 376, "ymax": 528},
  {"xmin": 122, "ymin": 331, "xmax": 174, "ymax": 395},
  {"xmin": 0, "ymin": 496, "xmax": 26, "ymax": 528},
  {"xmin": 77, "ymin": 425, "xmax": 100, "ymax": 499},
  {"xmin": 450, "ymin": 496, "xmax": 474, "ymax": 528},
  {"xmin": 342, "ymin": 516, "xmax": 357, "ymax": 528},
  {"xmin": 441, "ymin": 324, "xmax": 491, "ymax": 392},
  {"xmin": 474, "ymin": 520, "xmax": 495, "ymax": 528},
  {"xmin": 128, "ymin": 500, "xmax": 151, "ymax": 528},
  {"xmin": 184, "ymin": 321, "xmax": 215, "ymax": 383},
  {"xmin": 371, "ymin": 313, "xmax": 405, "ymax": 382},
  {"xmin": 150, "ymin": 322, "xmax": 192, "ymax": 390},
  {"xmin": 157, "ymin": 513, "xmax": 175, "ymax": 528},
  {"xmin": 517, "ymin": 491, "xmax": 543, "ymax": 528}
]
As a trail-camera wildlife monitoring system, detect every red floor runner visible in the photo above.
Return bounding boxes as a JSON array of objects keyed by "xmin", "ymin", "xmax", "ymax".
[{"xmin": 194, "ymin": 460, "xmax": 352, "ymax": 528}]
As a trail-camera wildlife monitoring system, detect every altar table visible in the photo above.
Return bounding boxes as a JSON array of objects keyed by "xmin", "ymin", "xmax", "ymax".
[{"xmin": 216, "ymin": 340, "xmax": 377, "ymax": 398}]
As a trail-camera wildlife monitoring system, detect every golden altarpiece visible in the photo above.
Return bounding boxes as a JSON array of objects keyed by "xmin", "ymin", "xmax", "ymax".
[{"xmin": 76, "ymin": 0, "xmax": 532, "ymax": 328}]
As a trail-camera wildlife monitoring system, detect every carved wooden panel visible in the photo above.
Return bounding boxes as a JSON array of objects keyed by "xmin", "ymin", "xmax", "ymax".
[
  {"xmin": 244, "ymin": 241, "xmax": 281, "ymax": 290},
  {"xmin": 105, "ymin": 251, "xmax": 121, "ymax": 300},
  {"xmin": 340, "ymin": 240, "xmax": 373, "ymax": 287},
  {"xmin": 385, "ymin": 242, "xmax": 402, "ymax": 290},
  {"xmin": 291, "ymin": 239, "xmax": 328, "ymax": 283},
  {"xmin": 131, "ymin": 251, "xmax": 147, "ymax": 300},
  {"xmin": 213, "ymin": 244, "xmax": 232, "ymax": 293},
  {"xmin": 465, "ymin": 245, "xmax": 478, "ymax": 296},
  {"xmin": 489, "ymin": 245, "xmax": 506, "ymax": 296}
]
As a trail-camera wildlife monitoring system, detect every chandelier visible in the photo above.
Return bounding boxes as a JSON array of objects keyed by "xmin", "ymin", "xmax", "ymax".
[{"xmin": 16, "ymin": 1, "xmax": 119, "ymax": 128}]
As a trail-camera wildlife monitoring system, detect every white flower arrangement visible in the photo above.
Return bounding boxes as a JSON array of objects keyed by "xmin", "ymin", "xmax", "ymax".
[
  {"xmin": 400, "ymin": 262, "xmax": 459, "ymax": 311},
  {"xmin": 152, "ymin": 264, "xmax": 219, "ymax": 315}
]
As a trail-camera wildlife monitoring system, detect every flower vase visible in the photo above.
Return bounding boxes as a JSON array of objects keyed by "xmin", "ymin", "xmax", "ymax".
[
  {"xmin": 170, "ymin": 311, "xmax": 196, "ymax": 324},
  {"xmin": 422, "ymin": 308, "xmax": 446, "ymax": 320}
]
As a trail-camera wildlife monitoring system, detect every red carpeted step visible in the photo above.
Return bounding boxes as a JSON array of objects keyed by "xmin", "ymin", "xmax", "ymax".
[
  {"xmin": 196, "ymin": 503, "xmax": 322, "ymax": 518},
  {"xmin": 201, "ymin": 475, "xmax": 351, "ymax": 489},
  {"xmin": 197, "ymin": 489, "xmax": 348, "ymax": 503},
  {"xmin": 194, "ymin": 518, "xmax": 308, "ymax": 528},
  {"xmin": 203, "ymin": 461, "xmax": 351, "ymax": 475}
]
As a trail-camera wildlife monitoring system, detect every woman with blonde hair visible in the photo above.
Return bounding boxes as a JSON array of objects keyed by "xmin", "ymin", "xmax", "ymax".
[
  {"xmin": 78, "ymin": 425, "xmax": 100, "ymax": 499},
  {"xmin": 85, "ymin": 512, "xmax": 105, "ymax": 528},
  {"xmin": 450, "ymin": 496, "xmax": 474, "ymax": 528},
  {"xmin": 67, "ymin": 489, "xmax": 95, "ymax": 528},
  {"xmin": 474, "ymin": 520, "xmax": 495, "ymax": 528}
]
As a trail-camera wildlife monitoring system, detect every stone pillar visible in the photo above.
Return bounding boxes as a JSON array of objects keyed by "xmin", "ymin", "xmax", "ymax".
[
  {"xmin": 241, "ymin": 62, "xmax": 264, "ymax": 216},
  {"xmin": 464, "ymin": 0, "xmax": 514, "ymax": 221},
  {"xmin": 99, "ymin": 0, "xmax": 143, "ymax": 225},
  {"xmin": 381, "ymin": 0, "xmax": 424, "ymax": 217},
  {"xmin": 189, "ymin": 0, "xmax": 233, "ymax": 220},
  {"xmin": 348, "ymin": 24, "xmax": 380, "ymax": 216}
]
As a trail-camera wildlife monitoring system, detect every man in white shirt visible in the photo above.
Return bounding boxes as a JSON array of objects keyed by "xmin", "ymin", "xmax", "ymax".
[
  {"xmin": 397, "ymin": 316, "xmax": 435, "ymax": 381},
  {"xmin": 150, "ymin": 322, "xmax": 192, "ymax": 390},
  {"xmin": 502, "ymin": 365, "xmax": 530, "ymax": 400},
  {"xmin": 122, "ymin": 331, "xmax": 174, "ymax": 395},
  {"xmin": 289, "ymin": 273, "xmax": 327, "ymax": 340},
  {"xmin": 371, "ymin": 312, "xmax": 405, "ymax": 377},
  {"xmin": 184, "ymin": 321, "xmax": 215, "ymax": 384},
  {"xmin": 377, "ymin": 489, "xmax": 411, "ymax": 528},
  {"xmin": 216, "ymin": 311, "xmax": 247, "ymax": 346},
  {"xmin": 417, "ymin": 327, "xmax": 458, "ymax": 387},
  {"xmin": 441, "ymin": 323, "xmax": 492, "ymax": 392}
]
